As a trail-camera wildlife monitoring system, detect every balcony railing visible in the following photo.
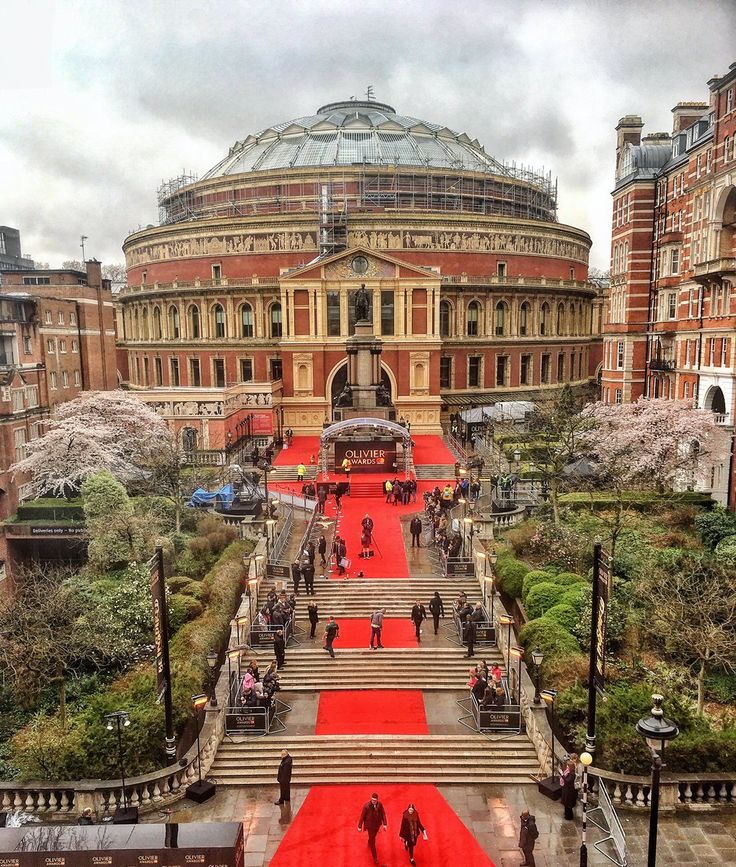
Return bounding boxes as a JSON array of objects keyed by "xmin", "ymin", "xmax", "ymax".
[
  {"xmin": 714, "ymin": 413, "xmax": 730, "ymax": 426},
  {"xmin": 648, "ymin": 358, "xmax": 676, "ymax": 371},
  {"xmin": 692, "ymin": 257, "xmax": 736, "ymax": 281}
]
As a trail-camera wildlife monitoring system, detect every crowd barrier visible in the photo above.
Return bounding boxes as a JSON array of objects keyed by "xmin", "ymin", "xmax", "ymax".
[
  {"xmin": 225, "ymin": 671, "xmax": 290, "ymax": 736},
  {"xmin": 248, "ymin": 615, "xmax": 294, "ymax": 649},
  {"xmin": 453, "ymin": 607, "xmax": 496, "ymax": 645},
  {"xmin": 458, "ymin": 686, "xmax": 523, "ymax": 735}
]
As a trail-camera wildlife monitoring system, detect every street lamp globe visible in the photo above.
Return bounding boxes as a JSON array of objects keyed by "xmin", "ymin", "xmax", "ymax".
[
  {"xmin": 206, "ymin": 649, "xmax": 218, "ymax": 670},
  {"xmin": 531, "ymin": 646, "xmax": 544, "ymax": 668},
  {"xmin": 636, "ymin": 694, "xmax": 679, "ymax": 754},
  {"xmin": 580, "ymin": 751, "xmax": 593, "ymax": 768}
]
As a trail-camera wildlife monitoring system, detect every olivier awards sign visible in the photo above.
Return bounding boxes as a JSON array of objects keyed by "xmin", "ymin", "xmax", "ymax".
[{"xmin": 334, "ymin": 441, "xmax": 396, "ymax": 474}]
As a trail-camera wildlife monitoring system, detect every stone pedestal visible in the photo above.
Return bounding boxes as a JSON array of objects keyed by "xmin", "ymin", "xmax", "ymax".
[{"xmin": 343, "ymin": 319, "xmax": 392, "ymax": 416}]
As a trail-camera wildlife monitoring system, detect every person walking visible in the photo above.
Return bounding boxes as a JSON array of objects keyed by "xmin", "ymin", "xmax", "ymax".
[
  {"xmin": 303, "ymin": 561, "xmax": 315, "ymax": 595},
  {"xmin": 317, "ymin": 486, "xmax": 327, "ymax": 515},
  {"xmin": 318, "ymin": 533, "xmax": 327, "ymax": 566},
  {"xmin": 410, "ymin": 601, "xmax": 426, "ymax": 641},
  {"xmin": 297, "ymin": 462, "xmax": 306, "ymax": 482},
  {"xmin": 291, "ymin": 561, "xmax": 302, "ymax": 596},
  {"xmin": 399, "ymin": 803, "xmax": 427, "ymax": 866},
  {"xmin": 409, "ymin": 515, "xmax": 422, "ymax": 548},
  {"xmin": 428, "ymin": 591, "xmax": 445, "ymax": 635},
  {"xmin": 463, "ymin": 617, "xmax": 476, "ymax": 658},
  {"xmin": 324, "ymin": 616, "xmax": 340, "ymax": 658},
  {"xmin": 274, "ymin": 749, "xmax": 293, "ymax": 805},
  {"xmin": 361, "ymin": 527, "xmax": 372, "ymax": 558},
  {"xmin": 370, "ymin": 608, "xmax": 386, "ymax": 650},
  {"xmin": 518, "ymin": 809, "xmax": 539, "ymax": 866},
  {"xmin": 560, "ymin": 758, "xmax": 578, "ymax": 820},
  {"xmin": 337, "ymin": 537, "xmax": 348, "ymax": 576},
  {"xmin": 334, "ymin": 487, "xmax": 343, "ymax": 512},
  {"xmin": 307, "ymin": 601, "xmax": 319, "ymax": 638},
  {"xmin": 357, "ymin": 792, "xmax": 388, "ymax": 865},
  {"xmin": 274, "ymin": 629, "xmax": 286, "ymax": 670},
  {"xmin": 384, "ymin": 479, "xmax": 393, "ymax": 503}
]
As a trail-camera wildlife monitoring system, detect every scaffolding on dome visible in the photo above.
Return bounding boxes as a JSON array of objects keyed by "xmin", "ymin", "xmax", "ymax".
[{"xmin": 156, "ymin": 163, "xmax": 558, "ymax": 228}]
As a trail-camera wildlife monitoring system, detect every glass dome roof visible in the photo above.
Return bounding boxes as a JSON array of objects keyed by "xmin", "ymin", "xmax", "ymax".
[{"xmin": 201, "ymin": 100, "xmax": 509, "ymax": 179}]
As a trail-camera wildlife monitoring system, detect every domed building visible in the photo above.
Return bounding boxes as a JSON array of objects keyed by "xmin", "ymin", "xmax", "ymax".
[{"xmin": 117, "ymin": 98, "xmax": 604, "ymax": 448}]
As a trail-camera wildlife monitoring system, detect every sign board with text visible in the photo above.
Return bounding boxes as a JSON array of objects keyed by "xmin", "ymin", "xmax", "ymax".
[
  {"xmin": 334, "ymin": 440, "xmax": 396, "ymax": 474},
  {"xmin": 446, "ymin": 560, "xmax": 475, "ymax": 577},
  {"xmin": 594, "ymin": 551, "xmax": 610, "ymax": 696}
]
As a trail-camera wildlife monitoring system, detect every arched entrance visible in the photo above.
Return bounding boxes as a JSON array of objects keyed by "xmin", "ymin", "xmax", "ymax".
[
  {"xmin": 704, "ymin": 385, "xmax": 727, "ymax": 415},
  {"xmin": 328, "ymin": 360, "xmax": 394, "ymax": 417},
  {"xmin": 319, "ymin": 418, "xmax": 412, "ymax": 478}
]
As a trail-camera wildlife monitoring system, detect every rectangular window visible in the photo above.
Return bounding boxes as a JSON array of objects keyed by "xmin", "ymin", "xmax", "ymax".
[
  {"xmin": 26, "ymin": 385, "xmax": 38, "ymax": 407},
  {"xmin": 668, "ymin": 292, "xmax": 677, "ymax": 319},
  {"xmin": 684, "ymin": 381, "xmax": 690, "ymax": 399},
  {"xmin": 326, "ymin": 292, "xmax": 341, "ymax": 337},
  {"xmin": 240, "ymin": 358, "xmax": 254, "ymax": 382},
  {"xmin": 189, "ymin": 358, "xmax": 201, "ymax": 387},
  {"xmin": 50, "ymin": 371, "xmax": 57, "ymax": 389},
  {"xmin": 270, "ymin": 358, "xmax": 283, "ymax": 381},
  {"xmin": 211, "ymin": 264, "xmax": 222, "ymax": 282},
  {"xmin": 11, "ymin": 390, "xmax": 24, "ymax": 412},
  {"xmin": 143, "ymin": 357, "xmax": 149, "ymax": 386},
  {"xmin": 214, "ymin": 358, "xmax": 226, "ymax": 388},
  {"xmin": 685, "ymin": 340, "xmax": 691, "ymax": 367},
  {"xmin": 497, "ymin": 262, "xmax": 506, "ymax": 278},
  {"xmin": 557, "ymin": 352, "xmax": 565, "ymax": 381},
  {"xmin": 58, "ymin": 312, "xmax": 64, "ymax": 325},
  {"xmin": 70, "ymin": 312, "xmax": 77, "ymax": 326},
  {"xmin": 23, "ymin": 336, "xmax": 32, "ymax": 355},
  {"xmin": 520, "ymin": 354, "xmax": 531, "ymax": 385},
  {"xmin": 727, "ymin": 88, "xmax": 734, "ymax": 113},
  {"xmin": 468, "ymin": 356, "xmax": 481, "ymax": 388},
  {"xmin": 495, "ymin": 355, "xmax": 507, "ymax": 386},
  {"xmin": 72, "ymin": 339, "xmax": 78, "ymax": 352},
  {"xmin": 155, "ymin": 357, "xmax": 163, "ymax": 386},
  {"xmin": 14, "ymin": 428, "xmax": 27, "ymax": 462},
  {"xmin": 708, "ymin": 338, "xmax": 715, "ymax": 366},
  {"xmin": 170, "ymin": 358, "xmax": 180, "ymax": 386},
  {"xmin": 707, "ymin": 148, "xmax": 713, "ymax": 172},
  {"xmin": 380, "ymin": 291, "xmax": 394, "ymax": 336},
  {"xmin": 439, "ymin": 357, "xmax": 452, "ymax": 389},
  {"xmin": 62, "ymin": 370, "xmax": 69, "ymax": 388},
  {"xmin": 44, "ymin": 310, "xmax": 52, "ymax": 324},
  {"xmin": 615, "ymin": 389, "xmax": 622, "ymax": 405},
  {"xmin": 23, "ymin": 277, "xmax": 50, "ymax": 286},
  {"xmin": 74, "ymin": 370, "xmax": 81, "ymax": 387},
  {"xmin": 59, "ymin": 339, "xmax": 66, "ymax": 353},
  {"xmin": 721, "ymin": 338, "xmax": 729, "ymax": 367},
  {"xmin": 671, "ymin": 248, "xmax": 680, "ymax": 275},
  {"xmin": 616, "ymin": 340, "xmax": 624, "ymax": 369},
  {"xmin": 540, "ymin": 353, "xmax": 550, "ymax": 384},
  {"xmin": 47, "ymin": 338, "xmax": 55, "ymax": 353}
]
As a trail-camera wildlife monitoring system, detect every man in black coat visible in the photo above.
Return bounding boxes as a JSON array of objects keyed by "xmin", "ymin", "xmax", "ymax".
[
  {"xmin": 302, "ymin": 561, "xmax": 315, "ymax": 595},
  {"xmin": 273, "ymin": 629, "xmax": 286, "ymax": 670},
  {"xmin": 410, "ymin": 601, "xmax": 426, "ymax": 641},
  {"xmin": 307, "ymin": 601, "xmax": 319, "ymax": 638},
  {"xmin": 472, "ymin": 674, "xmax": 488, "ymax": 703},
  {"xmin": 274, "ymin": 749, "xmax": 293, "ymax": 805},
  {"xmin": 291, "ymin": 561, "xmax": 301, "ymax": 596},
  {"xmin": 470, "ymin": 601, "xmax": 485, "ymax": 623},
  {"xmin": 518, "ymin": 809, "xmax": 539, "ymax": 866},
  {"xmin": 357, "ymin": 792, "xmax": 388, "ymax": 865},
  {"xmin": 463, "ymin": 618, "xmax": 476, "ymax": 658},
  {"xmin": 409, "ymin": 515, "xmax": 422, "ymax": 548},
  {"xmin": 428, "ymin": 591, "xmax": 445, "ymax": 634}
]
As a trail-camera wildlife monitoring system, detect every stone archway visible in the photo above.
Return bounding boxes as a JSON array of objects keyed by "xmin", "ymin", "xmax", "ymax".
[
  {"xmin": 704, "ymin": 385, "xmax": 726, "ymax": 415},
  {"xmin": 326, "ymin": 360, "xmax": 394, "ymax": 419}
]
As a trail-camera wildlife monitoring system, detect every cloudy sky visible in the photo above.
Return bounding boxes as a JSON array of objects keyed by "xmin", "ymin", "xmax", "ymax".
[{"xmin": 1, "ymin": 0, "xmax": 733, "ymax": 271}]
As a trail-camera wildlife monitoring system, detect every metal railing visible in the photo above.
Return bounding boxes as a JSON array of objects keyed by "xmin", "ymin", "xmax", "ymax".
[{"xmin": 268, "ymin": 505, "xmax": 294, "ymax": 564}]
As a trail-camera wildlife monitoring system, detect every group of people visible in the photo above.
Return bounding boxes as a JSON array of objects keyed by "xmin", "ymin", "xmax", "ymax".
[
  {"xmin": 467, "ymin": 659, "xmax": 507, "ymax": 708},
  {"xmin": 291, "ymin": 541, "xmax": 317, "ymax": 594},
  {"xmin": 237, "ymin": 658, "xmax": 281, "ymax": 709},
  {"xmin": 384, "ymin": 477, "xmax": 418, "ymax": 505},
  {"xmin": 454, "ymin": 592, "xmax": 488, "ymax": 657},
  {"xmin": 254, "ymin": 589, "xmax": 295, "ymax": 630},
  {"xmin": 250, "ymin": 442, "xmax": 275, "ymax": 467}
]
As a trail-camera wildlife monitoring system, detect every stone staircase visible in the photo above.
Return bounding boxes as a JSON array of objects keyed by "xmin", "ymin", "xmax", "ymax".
[
  {"xmin": 414, "ymin": 464, "xmax": 457, "ymax": 480},
  {"xmin": 269, "ymin": 465, "xmax": 318, "ymax": 482},
  {"xmin": 210, "ymin": 734, "xmax": 539, "ymax": 785}
]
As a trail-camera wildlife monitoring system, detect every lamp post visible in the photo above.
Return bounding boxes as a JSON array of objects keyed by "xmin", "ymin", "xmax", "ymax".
[
  {"xmin": 531, "ymin": 646, "xmax": 544, "ymax": 704},
  {"xmin": 206, "ymin": 649, "xmax": 218, "ymax": 708},
  {"xmin": 235, "ymin": 615, "xmax": 249, "ymax": 646},
  {"xmin": 540, "ymin": 688, "xmax": 558, "ymax": 777},
  {"xmin": 226, "ymin": 647, "xmax": 242, "ymax": 704},
  {"xmin": 498, "ymin": 612, "xmax": 514, "ymax": 675},
  {"xmin": 463, "ymin": 516, "xmax": 473, "ymax": 558},
  {"xmin": 510, "ymin": 645, "xmax": 524, "ymax": 705},
  {"xmin": 187, "ymin": 695, "xmax": 216, "ymax": 803},
  {"xmin": 254, "ymin": 554, "xmax": 265, "ymax": 579},
  {"xmin": 636, "ymin": 694, "xmax": 680, "ymax": 867},
  {"xmin": 579, "ymin": 750, "xmax": 593, "ymax": 866},
  {"xmin": 104, "ymin": 711, "xmax": 132, "ymax": 820},
  {"xmin": 265, "ymin": 517, "xmax": 276, "ymax": 560}
]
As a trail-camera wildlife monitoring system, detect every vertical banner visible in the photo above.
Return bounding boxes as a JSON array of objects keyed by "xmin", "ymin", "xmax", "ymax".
[
  {"xmin": 150, "ymin": 546, "xmax": 176, "ymax": 758},
  {"xmin": 595, "ymin": 551, "xmax": 610, "ymax": 696}
]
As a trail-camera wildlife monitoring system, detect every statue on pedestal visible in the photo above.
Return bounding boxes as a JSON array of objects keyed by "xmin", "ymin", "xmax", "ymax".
[
  {"xmin": 354, "ymin": 283, "xmax": 371, "ymax": 322},
  {"xmin": 335, "ymin": 383, "xmax": 353, "ymax": 407}
]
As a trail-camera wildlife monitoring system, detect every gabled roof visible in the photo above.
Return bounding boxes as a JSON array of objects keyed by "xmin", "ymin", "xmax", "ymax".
[{"xmin": 280, "ymin": 246, "xmax": 440, "ymax": 282}]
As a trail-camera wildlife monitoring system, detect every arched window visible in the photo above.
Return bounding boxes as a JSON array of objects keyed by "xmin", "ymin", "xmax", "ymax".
[
  {"xmin": 141, "ymin": 308, "xmax": 149, "ymax": 341},
  {"xmin": 495, "ymin": 301, "xmax": 507, "ymax": 336},
  {"xmin": 556, "ymin": 303, "xmax": 565, "ymax": 335},
  {"xmin": 439, "ymin": 300, "xmax": 452, "ymax": 337},
  {"xmin": 240, "ymin": 303, "xmax": 254, "ymax": 338},
  {"xmin": 519, "ymin": 301, "xmax": 530, "ymax": 336},
  {"xmin": 188, "ymin": 304, "xmax": 200, "ymax": 339},
  {"xmin": 467, "ymin": 301, "xmax": 480, "ymax": 336},
  {"xmin": 168, "ymin": 305, "xmax": 180, "ymax": 339},
  {"xmin": 578, "ymin": 303, "xmax": 585, "ymax": 334},
  {"xmin": 133, "ymin": 308, "xmax": 139, "ymax": 340},
  {"xmin": 212, "ymin": 303, "xmax": 225, "ymax": 338},
  {"xmin": 568, "ymin": 301, "xmax": 576, "ymax": 334},
  {"xmin": 540, "ymin": 302, "xmax": 550, "ymax": 336},
  {"xmin": 270, "ymin": 302, "xmax": 282, "ymax": 338},
  {"xmin": 152, "ymin": 306, "xmax": 162, "ymax": 340}
]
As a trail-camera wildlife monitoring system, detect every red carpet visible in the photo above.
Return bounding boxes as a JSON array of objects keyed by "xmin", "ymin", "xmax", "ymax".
[
  {"xmin": 316, "ymin": 690, "xmax": 428, "ymax": 735},
  {"xmin": 319, "ymin": 617, "xmax": 422, "ymax": 648},
  {"xmin": 273, "ymin": 436, "xmax": 322, "ymax": 466},
  {"xmin": 411, "ymin": 434, "xmax": 457, "ymax": 466},
  {"xmin": 269, "ymin": 784, "xmax": 496, "ymax": 867}
]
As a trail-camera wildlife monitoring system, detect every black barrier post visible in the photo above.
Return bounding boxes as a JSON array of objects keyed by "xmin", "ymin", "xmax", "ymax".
[
  {"xmin": 154, "ymin": 546, "xmax": 176, "ymax": 761},
  {"xmin": 586, "ymin": 542, "xmax": 602, "ymax": 758}
]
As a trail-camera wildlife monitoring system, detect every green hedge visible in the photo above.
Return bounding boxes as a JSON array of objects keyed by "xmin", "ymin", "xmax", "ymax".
[
  {"xmin": 521, "ymin": 570, "xmax": 556, "ymax": 602},
  {"xmin": 495, "ymin": 554, "xmax": 530, "ymax": 599},
  {"xmin": 544, "ymin": 603, "xmax": 579, "ymax": 632},
  {"xmin": 519, "ymin": 616, "xmax": 580, "ymax": 659},
  {"xmin": 10, "ymin": 540, "xmax": 250, "ymax": 781},
  {"xmin": 558, "ymin": 491, "xmax": 715, "ymax": 511},
  {"xmin": 16, "ymin": 498, "xmax": 85, "ymax": 522},
  {"xmin": 525, "ymin": 582, "xmax": 567, "ymax": 619}
]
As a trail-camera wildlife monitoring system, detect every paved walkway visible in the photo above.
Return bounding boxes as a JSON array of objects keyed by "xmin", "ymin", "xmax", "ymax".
[{"xmin": 144, "ymin": 781, "xmax": 736, "ymax": 866}]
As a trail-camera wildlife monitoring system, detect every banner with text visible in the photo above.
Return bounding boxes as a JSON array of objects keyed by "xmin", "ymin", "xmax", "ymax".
[
  {"xmin": 595, "ymin": 551, "xmax": 610, "ymax": 696},
  {"xmin": 334, "ymin": 440, "xmax": 396, "ymax": 474}
]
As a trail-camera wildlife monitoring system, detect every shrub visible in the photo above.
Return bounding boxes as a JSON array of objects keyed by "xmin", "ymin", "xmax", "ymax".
[
  {"xmin": 168, "ymin": 576, "xmax": 203, "ymax": 598},
  {"xmin": 519, "ymin": 616, "xmax": 579, "ymax": 660},
  {"xmin": 695, "ymin": 505, "xmax": 736, "ymax": 549},
  {"xmin": 495, "ymin": 554, "xmax": 529, "ymax": 599},
  {"xmin": 572, "ymin": 584, "xmax": 629, "ymax": 652},
  {"xmin": 545, "ymin": 603, "xmax": 579, "ymax": 632},
  {"xmin": 168, "ymin": 593, "xmax": 204, "ymax": 631},
  {"xmin": 715, "ymin": 534, "xmax": 736, "ymax": 567},
  {"xmin": 504, "ymin": 521, "xmax": 538, "ymax": 556},
  {"xmin": 560, "ymin": 585, "xmax": 588, "ymax": 611},
  {"xmin": 521, "ymin": 569, "xmax": 555, "ymax": 602},
  {"xmin": 554, "ymin": 572, "xmax": 587, "ymax": 587},
  {"xmin": 525, "ymin": 582, "xmax": 567, "ymax": 620},
  {"xmin": 528, "ymin": 521, "xmax": 588, "ymax": 572}
]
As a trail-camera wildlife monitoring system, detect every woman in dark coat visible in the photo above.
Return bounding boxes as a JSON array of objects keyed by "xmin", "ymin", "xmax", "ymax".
[
  {"xmin": 399, "ymin": 803, "xmax": 427, "ymax": 865},
  {"xmin": 318, "ymin": 534, "xmax": 327, "ymax": 566},
  {"xmin": 307, "ymin": 601, "xmax": 319, "ymax": 638},
  {"xmin": 560, "ymin": 758, "xmax": 578, "ymax": 820}
]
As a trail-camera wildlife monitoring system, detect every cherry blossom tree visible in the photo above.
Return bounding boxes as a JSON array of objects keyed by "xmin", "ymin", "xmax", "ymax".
[{"xmin": 12, "ymin": 391, "xmax": 172, "ymax": 497}]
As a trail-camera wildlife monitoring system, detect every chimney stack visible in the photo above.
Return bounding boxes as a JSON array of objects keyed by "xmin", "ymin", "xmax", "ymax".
[
  {"xmin": 615, "ymin": 116, "xmax": 644, "ymax": 180},
  {"xmin": 671, "ymin": 102, "xmax": 708, "ymax": 134}
]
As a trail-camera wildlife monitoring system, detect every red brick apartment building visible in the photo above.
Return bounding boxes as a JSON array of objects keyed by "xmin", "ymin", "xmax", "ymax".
[
  {"xmin": 0, "ymin": 260, "xmax": 117, "ymax": 581},
  {"xmin": 601, "ymin": 61, "xmax": 736, "ymax": 506},
  {"xmin": 116, "ymin": 98, "xmax": 606, "ymax": 449}
]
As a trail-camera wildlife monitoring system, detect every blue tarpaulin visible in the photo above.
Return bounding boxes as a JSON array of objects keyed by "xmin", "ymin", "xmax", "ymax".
[{"xmin": 187, "ymin": 483, "xmax": 235, "ymax": 509}]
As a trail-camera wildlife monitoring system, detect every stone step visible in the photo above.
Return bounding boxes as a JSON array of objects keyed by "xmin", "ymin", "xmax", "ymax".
[
  {"xmin": 414, "ymin": 465, "xmax": 457, "ymax": 479},
  {"xmin": 210, "ymin": 735, "xmax": 539, "ymax": 784}
]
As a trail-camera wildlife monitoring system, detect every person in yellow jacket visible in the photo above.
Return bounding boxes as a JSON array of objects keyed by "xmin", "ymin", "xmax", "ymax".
[
  {"xmin": 297, "ymin": 463, "xmax": 306, "ymax": 481},
  {"xmin": 342, "ymin": 457, "xmax": 352, "ymax": 493}
]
